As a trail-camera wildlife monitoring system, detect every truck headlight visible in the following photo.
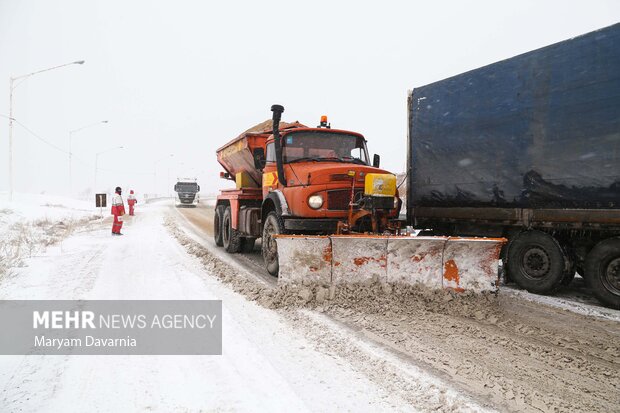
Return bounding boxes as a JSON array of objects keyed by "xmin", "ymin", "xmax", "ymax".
[{"xmin": 308, "ymin": 194, "xmax": 323, "ymax": 209}]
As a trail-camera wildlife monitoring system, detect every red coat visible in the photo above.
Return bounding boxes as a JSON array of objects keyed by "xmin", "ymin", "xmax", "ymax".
[{"xmin": 111, "ymin": 194, "xmax": 125, "ymax": 216}]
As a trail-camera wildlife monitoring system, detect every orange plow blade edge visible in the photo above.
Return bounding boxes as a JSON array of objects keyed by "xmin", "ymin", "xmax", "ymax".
[{"xmin": 275, "ymin": 235, "xmax": 506, "ymax": 293}]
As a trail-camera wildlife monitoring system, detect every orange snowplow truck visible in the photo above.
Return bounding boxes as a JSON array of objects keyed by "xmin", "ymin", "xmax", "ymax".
[{"xmin": 215, "ymin": 105, "xmax": 402, "ymax": 275}]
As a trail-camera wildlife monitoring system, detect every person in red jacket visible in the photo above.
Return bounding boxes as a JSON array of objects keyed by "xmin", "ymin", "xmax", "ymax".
[
  {"xmin": 111, "ymin": 186, "xmax": 126, "ymax": 235},
  {"xmin": 127, "ymin": 190, "xmax": 137, "ymax": 216}
]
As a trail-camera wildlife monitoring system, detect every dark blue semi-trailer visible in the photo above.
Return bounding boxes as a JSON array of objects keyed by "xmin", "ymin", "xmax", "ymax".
[{"xmin": 407, "ymin": 23, "xmax": 620, "ymax": 308}]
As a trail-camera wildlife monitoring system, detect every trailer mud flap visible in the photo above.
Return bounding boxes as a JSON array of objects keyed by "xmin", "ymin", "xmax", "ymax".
[{"xmin": 275, "ymin": 235, "xmax": 505, "ymax": 293}]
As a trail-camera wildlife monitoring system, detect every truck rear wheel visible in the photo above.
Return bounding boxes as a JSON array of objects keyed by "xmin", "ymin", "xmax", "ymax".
[
  {"xmin": 214, "ymin": 205, "xmax": 224, "ymax": 247},
  {"xmin": 262, "ymin": 212, "xmax": 284, "ymax": 276},
  {"xmin": 507, "ymin": 230, "xmax": 566, "ymax": 295},
  {"xmin": 222, "ymin": 206, "xmax": 242, "ymax": 253},
  {"xmin": 585, "ymin": 238, "xmax": 620, "ymax": 309}
]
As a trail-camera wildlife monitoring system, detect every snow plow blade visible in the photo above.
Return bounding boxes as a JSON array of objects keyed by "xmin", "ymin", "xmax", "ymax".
[
  {"xmin": 275, "ymin": 235, "xmax": 506, "ymax": 293},
  {"xmin": 276, "ymin": 235, "xmax": 332, "ymax": 285}
]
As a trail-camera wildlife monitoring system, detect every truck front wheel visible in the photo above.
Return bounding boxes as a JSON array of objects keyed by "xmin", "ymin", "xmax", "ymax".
[
  {"xmin": 222, "ymin": 206, "xmax": 242, "ymax": 253},
  {"xmin": 262, "ymin": 212, "xmax": 284, "ymax": 276},
  {"xmin": 507, "ymin": 230, "xmax": 566, "ymax": 294},
  {"xmin": 585, "ymin": 238, "xmax": 620, "ymax": 309},
  {"xmin": 214, "ymin": 205, "xmax": 224, "ymax": 247}
]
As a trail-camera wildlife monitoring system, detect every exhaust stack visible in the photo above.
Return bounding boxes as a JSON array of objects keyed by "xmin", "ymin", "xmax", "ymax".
[{"xmin": 270, "ymin": 104, "xmax": 287, "ymax": 187}]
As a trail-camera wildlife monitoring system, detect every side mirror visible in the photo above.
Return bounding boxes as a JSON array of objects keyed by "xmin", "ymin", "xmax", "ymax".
[
  {"xmin": 253, "ymin": 148, "xmax": 266, "ymax": 170},
  {"xmin": 174, "ymin": 184, "xmax": 178, "ymax": 192},
  {"xmin": 373, "ymin": 154, "xmax": 380, "ymax": 168},
  {"xmin": 196, "ymin": 185, "xmax": 200, "ymax": 192}
]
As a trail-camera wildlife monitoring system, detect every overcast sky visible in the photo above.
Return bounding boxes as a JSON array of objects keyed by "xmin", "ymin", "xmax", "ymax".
[{"xmin": 1, "ymin": 0, "xmax": 619, "ymax": 198}]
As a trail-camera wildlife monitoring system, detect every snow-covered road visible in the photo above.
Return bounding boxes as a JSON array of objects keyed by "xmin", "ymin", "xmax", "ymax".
[
  {"xmin": 3, "ymin": 200, "xmax": 617, "ymax": 412},
  {"xmin": 0, "ymin": 202, "xmax": 419, "ymax": 412},
  {"xmin": 172, "ymin": 203, "xmax": 620, "ymax": 413}
]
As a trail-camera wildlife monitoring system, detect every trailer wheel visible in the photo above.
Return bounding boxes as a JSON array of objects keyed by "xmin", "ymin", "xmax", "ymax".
[
  {"xmin": 222, "ymin": 206, "xmax": 242, "ymax": 253},
  {"xmin": 241, "ymin": 238, "xmax": 256, "ymax": 253},
  {"xmin": 214, "ymin": 205, "xmax": 224, "ymax": 247},
  {"xmin": 262, "ymin": 212, "xmax": 284, "ymax": 276},
  {"xmin": 584, "ymin": 238, "xmax": 620, "ymax": 309},
  {"xmin": 506, "ymin": 230, "xmax": 566, "ymax": 294}
]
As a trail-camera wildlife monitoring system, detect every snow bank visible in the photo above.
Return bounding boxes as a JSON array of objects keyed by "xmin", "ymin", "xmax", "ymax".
[
  {"xmin": 0, "ymin": 192, "xmax": 96, "ymax": 222},
  {"xmin": 0, "ymin": 192, "xmax": 100, "ymax": 279}
]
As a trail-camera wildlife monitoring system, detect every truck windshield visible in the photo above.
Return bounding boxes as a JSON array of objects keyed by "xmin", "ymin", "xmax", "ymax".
[
  {"xmin": 176, "ymin": 183, "xmax": 198, "ymax": 192},
  {"xmin": 279, "ymin": 131, "xmax": 369, "ymax": 165}
]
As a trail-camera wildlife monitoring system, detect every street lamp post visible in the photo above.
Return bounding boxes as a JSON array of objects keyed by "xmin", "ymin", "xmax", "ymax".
[
  {"xmin": 69, "ymin": 120, "xmax": 108, "ymax": 196},
  {"xmin": 94, "ymin": 146, "xmax": 124, "ymax": 193},
  {"xmin": 7, "ymin": 60, "xmax": 85, "ymax": 201},
  {"xmin": 153, "ymin": 154, "xmax": 174, "ymax": 197}
]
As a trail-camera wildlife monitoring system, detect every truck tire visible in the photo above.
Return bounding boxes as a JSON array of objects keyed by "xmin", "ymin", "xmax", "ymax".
[
  {"xmin": 262, "ymin": 211, "xmax": 284, "ymax": 276},
  {"xmin": 222, "ymin": 206, "xmax": 242, "ymax": 253},
  {"xmin": 584, "ymin": 238, "xmax": 620, "ymax": 309},
  {"xmin": 214, "ymin": 205, "xmax": 224, "ymax": 247},
  {"xmin": 241, "ymin": 238, "xmax": 256, "ymax": 253},
  {"xmin": 506, "ymin": 230, "xmax": 566, "ymax": 295}
]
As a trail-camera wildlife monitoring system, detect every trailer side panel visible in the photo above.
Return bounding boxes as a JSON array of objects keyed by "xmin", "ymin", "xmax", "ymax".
[{"xmin": 408, "ymin": 23, "xmax": 620, "ymax": 223}]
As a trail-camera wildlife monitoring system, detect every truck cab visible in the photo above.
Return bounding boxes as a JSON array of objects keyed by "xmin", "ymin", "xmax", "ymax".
[{"xmin": 262, "ymin": 128, "xmax": 396, "ymax": 229}]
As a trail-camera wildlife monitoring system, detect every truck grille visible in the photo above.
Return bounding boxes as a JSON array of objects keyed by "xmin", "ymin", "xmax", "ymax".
[
  {"xmin": 327, "ymin": 189, "xmax": 362, "ymax": 210},
  {"xmin": 179, "ymin": 193, "xmax": 196, "ymax": 203}
]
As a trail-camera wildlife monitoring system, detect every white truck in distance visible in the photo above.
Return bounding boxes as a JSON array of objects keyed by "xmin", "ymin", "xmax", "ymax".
[{"xmin": 174, "ymin": 179, "xmax": 200, "ymax": 207}]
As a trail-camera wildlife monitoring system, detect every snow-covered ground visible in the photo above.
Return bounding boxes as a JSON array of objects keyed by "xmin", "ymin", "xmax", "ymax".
[
  {"xmin": 0, "ymin": 200, "xmax": 419, "ymax": 412},
  {"xmin": 0, "ymin": 192, "xmax": 98, "ymax": 223},
  {"xmin": 1, "ymin": 195, "xmax": 617, "ymax": 412},
  {"xmin": 503, "ymin": 284, "xmax": 620, "ymax": 322},
  {"xmin": 0, "ymin": 192, "xmax": 101, "ymax": 280}
]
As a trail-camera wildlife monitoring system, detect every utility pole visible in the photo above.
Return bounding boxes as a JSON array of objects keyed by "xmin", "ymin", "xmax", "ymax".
[{"xmin": 8, "ymin": 77, "xmax": 14, "ymax": 202}]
